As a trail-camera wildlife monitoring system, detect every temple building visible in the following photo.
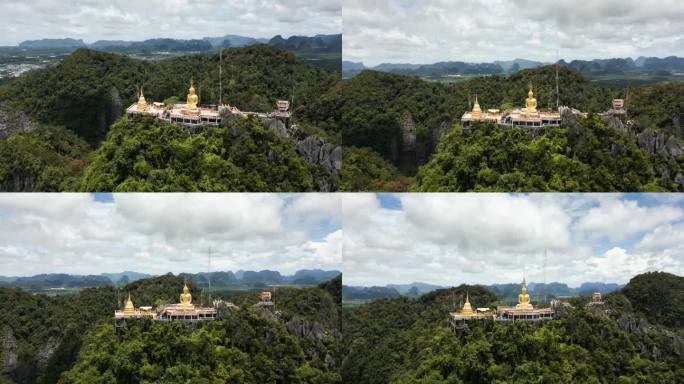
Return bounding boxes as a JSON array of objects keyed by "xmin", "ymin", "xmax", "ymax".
[
  {"xmin": 157, "ymin": 281, "xmax": 218, "ymax": 321},
  {"xmin": 126, "ymin": 80, "xmax": 291, "ymax": 127},
  {"xmin": 495, "ymin": 277, "xmax": 555, "ymax": 322},
  {"xmin": 114, "ymin": 293, "xmax": 156, "ymax": 320},
  {"xmin": 114, "ymin": 281, "xmax": 220, "ymax": 326},
  {"xmin": 585, "ymin": 292, "xmax": 605, "ymax": 307},
  {"xmin": 449, "ymin": 293, "xmax": 494, "ymax": 330},
  {"xmin": 461, "ymin": 85, "xmax": 577, "ymax": 128}
]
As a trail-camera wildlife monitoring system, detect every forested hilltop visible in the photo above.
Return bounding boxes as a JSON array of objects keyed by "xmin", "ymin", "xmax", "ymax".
[
  {"xmin": 342, "ymin": 272, "xmax": 684, "ymax": 384},
  {"xmin": 0, "ymin": 274, "xmax": 342, "ymax": 384},
  {"xmin": 0, "ymin": 45, "xmax": 343, "ymax": 192},
  {"xmin": 340, "ymin": 68, "xmax": 684, "ymax": 191}
]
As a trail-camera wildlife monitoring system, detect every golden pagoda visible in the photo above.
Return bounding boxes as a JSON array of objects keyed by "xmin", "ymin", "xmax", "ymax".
[
  {"xmin": 471, "ymin": 96, "xmax": 482, "ymax": 120},
  {"xmin": 136, "ymin": 87, "xmax": 148, "ymax": 112},
  {"xmin": 178, "ymin": 281, "xmax": 194, "ymax": 310},
  {"xmin": 186, "ymin": 80, "xmax": 199, "ymax": 109},
  {"xmin": 460, "ymin": 292, "xmax": 474, "ymax": 316},
  {"xmin": 123, "ymin": 292, "xmax": 135, "ymax": 317}
]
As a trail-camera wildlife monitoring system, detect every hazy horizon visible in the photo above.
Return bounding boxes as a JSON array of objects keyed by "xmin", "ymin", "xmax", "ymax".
[
  {"xmin": 0, "ymin": 267, "xmax": 342, "ymax": 279},
  {"xmin": 2, "ymin": 32, "xmax": 341, "ymax": 47},
  {"xmin": 345, "ymin": 0, "xmax": 684, "ymax": 66},
  {"xmin": 345, "ymin": 55, "xmax": 681, "ymax": 67},
  {"xmin": 0, "ymin": 0, "xmax": 341, "ymax": 46}
]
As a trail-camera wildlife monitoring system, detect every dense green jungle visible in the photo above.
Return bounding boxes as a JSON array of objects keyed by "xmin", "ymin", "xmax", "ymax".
[
  {"xmin": 341, "ymin": 67, "xmax": 684, "ymax": 192},
  {"xmin": 342, "ymin": 272, "xmax": 684, "ymax": 384},
  {"xmin": 0, "ymin": 45, "xmax": 343, "ymax": 192},
  {"xmin": 0, "ymin": 274, "xmax": 342, "ymax": 384}
]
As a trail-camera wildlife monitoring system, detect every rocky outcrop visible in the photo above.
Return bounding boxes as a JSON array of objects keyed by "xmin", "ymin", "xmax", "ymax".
[
  {"xmin": 296, "ymin": 136, "xmax": 342, "ymax": 173},
  {"xmin": 401, "ymin": 112, "xmax": 416, "ymax": 147},
  {"xmin": 616, "ymin": 313, "xmax": 684, "ymax": 359},
  {"xmin": 285, "ymin": 317, "xmax": 328, "ymax": 341},
  {"xmin": 296, "ymin": 136, "xmax": 342, "ymax": 191},
  {"xmin": 1, "ymin": 326, "xmax": 18, "ymax": 371},
  {"xmin": 0, "ymin": 103, "xmax": 39, "ymax": 137},
  {"xmin": 635, "ymin": 128, "xmax": 684, "ymax": 160},
  {"xmin": 36, "ymin": 337, "xmax": 60, "ymax": 367},
  {"xmin": 264, "ymin": 117, "xmax": 289, "ymax": 138}
]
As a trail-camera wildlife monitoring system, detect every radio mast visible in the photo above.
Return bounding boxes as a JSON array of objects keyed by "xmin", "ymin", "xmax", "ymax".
[
  {"xmin": 219, "ymin": 48, "xmax": 222, "ymax": 106},
  {"xmin": 555, "ymin": 50, "xmax": 560, "ymax": 109},
  {"xmin": 207, "ymin": 246, "xmax": 212, "ymax": 291},
  {"xmin": 543, "ymin": 249, "xmax": 548, "ymax": 305}
]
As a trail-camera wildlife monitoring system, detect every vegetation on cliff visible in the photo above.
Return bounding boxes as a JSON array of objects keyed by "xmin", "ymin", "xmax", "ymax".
[
  {"xmin": 0, "ymin": 275, "xmax": 342, "ymax": 384},
  {"xmin": 0, "ymin": 126, "xmax": 90, "ymax": 191},
  {"xmin": 340, "ymin": 67, "xmax": 684, "ymax": 191},
  {"xmin": 413, "ymin": 117, "xmax": 676, "ymax": 192},
  {"xmin": 80, "ymin": 115, "xmax": 316, "ymax": 192},
  {"xmin": 342, "ymin": 273, "xmax": 684, "ymax": 384}
]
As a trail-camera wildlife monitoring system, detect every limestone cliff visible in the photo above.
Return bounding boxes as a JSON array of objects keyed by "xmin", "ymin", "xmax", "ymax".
[
  {"xmin": 1, "ymin": 326, "xmax": 18, "ymax": 372},
  {"xmin": 0, "ymin": 103, "xmax": 38, "ymax": 138}
]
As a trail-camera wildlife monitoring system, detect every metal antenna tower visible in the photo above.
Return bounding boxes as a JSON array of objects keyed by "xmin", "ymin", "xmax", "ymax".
[
  {"xmin": 543, "ymin": 249, "xmax": 548, "ymax": 306},
  {"xmin": 207, "ymin": 246, "xmax": 212, "ymax": 291},
  {"xmin": 555, "ymin": 50, "xmax": 560, "ymax": 109},
  {"xmin": 219, "ymin": 48, "xmax": 222, "ymax": 106}
]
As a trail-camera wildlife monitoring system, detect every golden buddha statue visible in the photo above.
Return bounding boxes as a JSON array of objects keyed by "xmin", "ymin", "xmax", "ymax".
[
  {"xmin": 524, "ymin": 85, "xmax": 537, "ymax": 114},
  {"xmin": 186, "ymin": 80, "xmax": 199, "ymax": 109},
  {"xmin": 516, "ymin": 278, "xmax": 533, "ymax": 310},
  {"xmin": 136, "ymin": 87, "xmax": 148, "ymax": 112},
  {"xmin": 460, "ymin": 292, "xmax": 474, "ymax": 316},
  {"xmin": 123, "ymin": 292, "xmax": 135, "ymax": 317},
  {"xmin": 179, "ymin": 281, "xmax": 193, "ymax": 309},
  {"xmin": 471, "ymin": 95, "xmax": 482, "ymax": 120}
]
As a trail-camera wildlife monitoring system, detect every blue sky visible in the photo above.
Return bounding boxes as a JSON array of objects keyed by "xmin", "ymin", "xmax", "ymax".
[
  {"xmin": 0, "ymin": 193, "xmax": 341, "ymax": 276},
  {"xmin": 344, "ymin": 193, "xmax": 684, "ymax": 286}
]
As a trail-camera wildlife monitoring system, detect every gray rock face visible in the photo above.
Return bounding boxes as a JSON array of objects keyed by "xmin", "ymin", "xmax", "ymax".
[
  {"xmin": 296, "ymin": 136, "xmax": 342, "ymax": 173},
  {"xmin": 285, "ymin": 317, "xmax": 328, "ymax": 341},
  {"xmin": 401, "ymin": 112, "xmax": 416, "ymax": 147},
  {"xmin": 0, "ymin": 103, "xmax": 39, "ymax": 138},
  {"xmin": 617, "ymin": 314, "xmax": 651, "ymax": 338},
  {"xmin": 36, "ymin": 337, "xmax": 60, "ymax": 367},
  {"xmin": 1, "ymin": 326, "xmax": 18, "ymax": 370},
  {"xmin": 636, "ymin": 128, "xmax": 684, "ymax": 160},
  {"xmin": 264, "ymin": 117, "xmax": 289, "ymax": 138}
]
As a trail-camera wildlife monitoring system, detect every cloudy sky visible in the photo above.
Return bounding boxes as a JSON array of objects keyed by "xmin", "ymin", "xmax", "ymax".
[
  {"xmin": 344, "ymin": 0, "xmax": 684, "ymax": 66},
  {"xmin": 0, "ymin": 193, "xmax": 341, "ymax": 276},
  {"xmin": 343, "ymin": 193, "xmax": 684, "ymax": 287},
  {"xmin": 0, "ymin": 0, "xmax": 341, "ymax": 46}
]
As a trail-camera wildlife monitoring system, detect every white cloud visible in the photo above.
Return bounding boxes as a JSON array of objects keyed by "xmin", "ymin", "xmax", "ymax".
[
  {"xmin": 343, "ymin": 193, "xmax": 684, "ymax": 286},
  {"xmin": 0, "ymin": 0, "xmax": 341, "ymax": 45},
  {"xmin": 576, "ymin": 199, "xmax": 683, "ymax": 242},
  {"xmin": 0, "ymin": 193, "xmax": 341, "ymax": 276},
  {"xmin": 636, "ymin": 222, "xmax": 684, "ymax": 251},
  {"xmin": 344, "ymin": 0, "xmax": 684, "ymax": 65}
]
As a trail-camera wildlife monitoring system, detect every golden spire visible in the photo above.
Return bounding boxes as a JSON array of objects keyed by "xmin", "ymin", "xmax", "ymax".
[
  {"xmin": 136, "ymin": 86, "xmax": 148, "ymax": 112},
  {"xmin": 460, "ymin": 291, "xmax": 474, "ymax": 316},
  {"xmin": 472, "ymin": 95, "xmax": 482, "ymax": 120},
  {"xmin": 123, "ymin": 292, "xmax": 135, "ymax": 316},
  {"xmin": 186, "ymin": 79, "xmax": 199, "ymax": 109}
]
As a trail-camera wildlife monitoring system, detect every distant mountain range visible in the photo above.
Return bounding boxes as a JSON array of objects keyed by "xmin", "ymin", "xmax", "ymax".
[
  {"xmin": 344, "ymin": 56, "xmax": 684, "ymax": 77},
  {"xmin": 343, "ymin": 281, "xmax": 624, "ymax": 301},
  {"xmin": 14, "ymin": 34, "xmax": 342, "ymax": 54},
  {"xmin": 0, "ymin": 269, "xmax": 341, "ymax": 290}
]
